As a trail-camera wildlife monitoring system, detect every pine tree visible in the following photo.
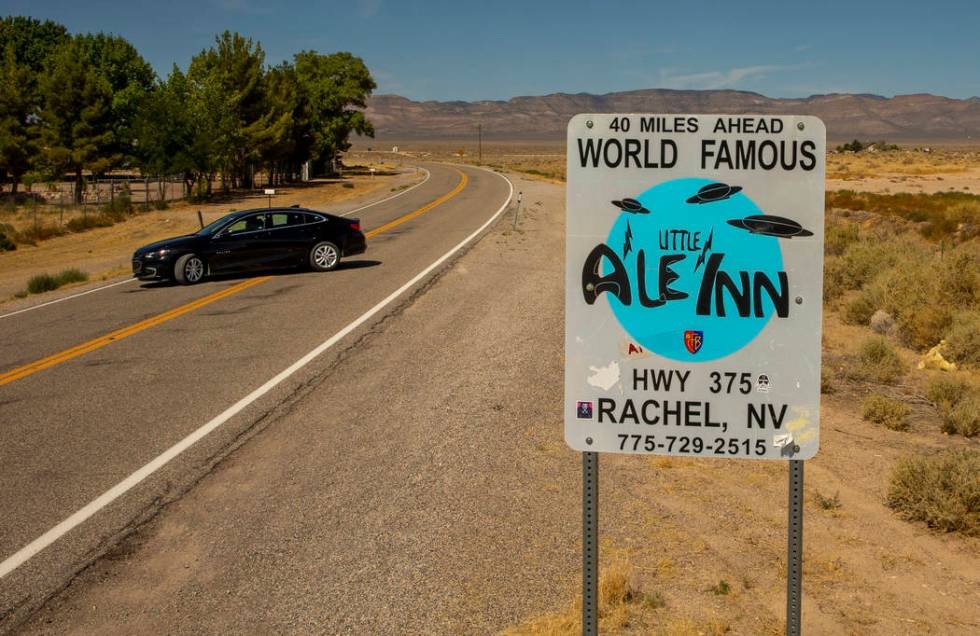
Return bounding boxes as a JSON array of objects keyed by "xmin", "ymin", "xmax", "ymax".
[
  {"xmin": 0, "ymin": 44, "xmax": 35, "ymax": 193},
  {"xmin": 37, "ymin": 38, "xmax": 117, "ymax": 203}
]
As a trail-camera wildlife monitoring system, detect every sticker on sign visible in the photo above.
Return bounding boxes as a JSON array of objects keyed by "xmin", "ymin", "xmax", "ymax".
[{"xmin": 564, "ymin": 114, "xmax": 825, "ymax": 460}]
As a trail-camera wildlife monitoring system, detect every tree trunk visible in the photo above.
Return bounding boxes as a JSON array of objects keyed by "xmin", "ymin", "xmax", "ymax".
[{"xmin": 74, "ymin": 167, "xmax": 83, "ymax": 205}]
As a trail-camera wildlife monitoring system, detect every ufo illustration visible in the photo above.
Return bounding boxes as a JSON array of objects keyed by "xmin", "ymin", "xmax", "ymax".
[
  {"xmin": 686, "ymin": 182, "xmax": 743, "ymax": 204},
  {"xmin": 726, "ymin": 214, "xmax": 814, "ymax": 238},
  {"xmin": 611, "ymin": 198, "xmax": 650, "ymax": 214}
]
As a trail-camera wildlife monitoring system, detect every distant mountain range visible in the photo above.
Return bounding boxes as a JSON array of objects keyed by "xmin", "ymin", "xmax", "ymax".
[{"xmin": 365, "ymin": 90, "xmax": 980, "ymax": 142}]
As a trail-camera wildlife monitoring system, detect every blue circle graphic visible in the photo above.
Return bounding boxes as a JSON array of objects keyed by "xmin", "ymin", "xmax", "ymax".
[{"xmin": 605, "ymin": 178, "xmax": 784, "ymax": 362}]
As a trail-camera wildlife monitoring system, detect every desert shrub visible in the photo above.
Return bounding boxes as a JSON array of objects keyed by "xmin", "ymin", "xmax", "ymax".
[
  {"xmin": 861, "ymin": 394, "xmax": 910, "ymax": 430},
  {"xmin": 826, "ymin": 190, "xmax": 980, "ymax": 240},
  {"xmin": 842, "ymin": 294, "xmax": 876, "ymax": 325},
  {"xmin": 887, "ymin": 449, "xmax": 979, "ymax": 535},
  {"xmin": 342, "ymin": 182, "xmax": 354, "ymax": 189},
  {"xmin": 824, "ymin": 239, "xmax": 904, "ymax": 299},
  {"xmin": 942, "ymin": 396, "xmax": 980, "ymax": 437},
  {"xmin": 927, "ymin": 376, "xmax": 971, "ymax": 413},
  {"xmin": 25, "ymin": 268, "xmax": 88, "ymax": 295},
  {"xmin": 101, "ymin": 194, "xmax": 132, "ymax": 218},
  {"xmin": 151, "ymin": 198, "xmax": 169, "ymax": 210},
  {"xmin": 897, "ymin": 305, "xmax": 954, "ymax": 351},
  {"xmin": 14, "ymin": 223, "xmax": 68, "ymax": 243},
  {"xmin": 814, "ymin": 491, "xmax": 842, "ymax": 510},
  {"xmin": 27, "ymin": 273, "xmax": 59, "ymax": 294},
  {"xmin": 65, "ymin": 213, "xmax": 115, "ymax": 232},
  {"xmin": 853, "ymin": 336, "xmax": 905, "ymax": 383},
  {"xmin": 54, "ymin": 268, "xmax": 87, "ymax": 286},
  {"xmin": 945, "ymin": 311, "xmax": 980, "ymax": 366},
  {"xmin": 0, "ymin": 226, "xmax": 15, "ymax": 251},
  {"xmin": 825, "ymin": 222, "xmax": 861, "ymax": 257},
  {"xmin": 821, "ymin": 367, "xmax": 834, "ymax": 394}
]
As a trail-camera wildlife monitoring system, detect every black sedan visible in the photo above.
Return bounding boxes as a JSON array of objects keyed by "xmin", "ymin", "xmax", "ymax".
[{"xmin": 132, "ymin": 207, "xmax": 366, "ymax": 284}]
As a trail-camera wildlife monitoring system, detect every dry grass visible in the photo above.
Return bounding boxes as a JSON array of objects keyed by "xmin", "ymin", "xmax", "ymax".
[
  {"xmin": 827, "ymin": 190, "xmax": 980, "ymax": 240},
  {"xmin": 844, "ymin": 336, "xmax": 906, "ymax": 384},
  {"xmin": 500, "ymin": 554, "xmax": 663, "ymax": 635},
  {"xmin": 827, "ymin": 148, "xmax": 979, "ymax": 180}
]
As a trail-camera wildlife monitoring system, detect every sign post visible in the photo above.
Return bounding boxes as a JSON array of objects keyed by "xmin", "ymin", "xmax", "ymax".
[{"xmin": 565, "ymin": 113, "xmax": 825, "ymax": 634}]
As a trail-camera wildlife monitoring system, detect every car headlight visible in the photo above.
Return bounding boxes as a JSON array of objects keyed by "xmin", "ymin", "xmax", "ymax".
[{"xmin": 144, "ymin": 248, "xmax": 171, "ymax": 259}]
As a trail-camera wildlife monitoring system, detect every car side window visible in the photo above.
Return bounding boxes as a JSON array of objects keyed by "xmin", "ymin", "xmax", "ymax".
[
  {"xmin": 269, "ymin": 213, "xmax": 290, "ymax": 228},
  {"xmin": 223, "ymin": 214, "xmax": 266, "ymax": 235}
]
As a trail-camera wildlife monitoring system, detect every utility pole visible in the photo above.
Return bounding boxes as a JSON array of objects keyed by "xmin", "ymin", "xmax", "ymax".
[{"xmin": 478, "ymin": 121, "xmax": 482, "ymax": 164}]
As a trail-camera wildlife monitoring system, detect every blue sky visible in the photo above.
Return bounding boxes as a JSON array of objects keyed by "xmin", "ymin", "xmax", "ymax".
[{"xmin": 4, "ymin": 0, "xmax": 979, "ymax": 101}]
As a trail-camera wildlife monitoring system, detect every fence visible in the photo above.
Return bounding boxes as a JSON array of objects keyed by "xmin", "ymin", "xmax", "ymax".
[{"xmin": 27, "ymin": 176, "xmax": 187, "ymax": 208}]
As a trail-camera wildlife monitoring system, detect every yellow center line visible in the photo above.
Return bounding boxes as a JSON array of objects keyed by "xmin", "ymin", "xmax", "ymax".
[
  {"xmin": 0, "ymin": 277, "xmax": 270, "ymax": 386},
  {"xmin": 0, "ymin": 168, "xmax": 471, "ymax": 387},
  {"xmin": 365, "ymin": 170, "xmax": 468, "ymax": 238}
]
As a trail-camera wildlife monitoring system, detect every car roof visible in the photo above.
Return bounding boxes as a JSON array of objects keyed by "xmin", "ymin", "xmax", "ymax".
[{"xmin": 227, "ymin": 206, "xmax": 325, "ymax": 218}]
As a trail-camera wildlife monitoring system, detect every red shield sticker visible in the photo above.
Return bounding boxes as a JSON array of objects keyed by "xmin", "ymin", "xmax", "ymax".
[{"xmin": 684, "ymin": 330, "xmax": 703, "ymax": 354}]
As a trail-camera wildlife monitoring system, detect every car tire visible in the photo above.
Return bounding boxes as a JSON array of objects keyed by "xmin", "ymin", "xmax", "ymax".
[
  {"xmin": 174, "ymin": 253, "xmax": 206, "ymax": 285},
  {"xmin": 309, "ymin": 241, "xmax": 340, "ymax": 272}
]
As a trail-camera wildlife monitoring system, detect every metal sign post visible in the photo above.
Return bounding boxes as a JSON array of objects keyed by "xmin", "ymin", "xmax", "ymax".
[
  {"xmin": 582, "ymin": 451, "xmax": 598, "ymax": 636},
  {"xmin": 513, "ymin": 191, "xmax": 523, "ymax": 230},
  {"xmin": 563, "ymin": 113, "xmax": 825, "ymax": 635},
  {"xmin": 786, "ymin": 459, "xmax": 804, "ymax": 635}
]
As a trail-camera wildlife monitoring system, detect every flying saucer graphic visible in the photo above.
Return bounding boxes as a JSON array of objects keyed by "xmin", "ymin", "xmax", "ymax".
[
  {"xmin": 726, "ymin": 214, "xmax": 814, "ymax": 238},
  {"xmin": 611, "ymin": 198, "xmax": 650, "ymax": 214},
  {"xmin": 685, "ymin": 182, "xmax": 742, "ymax": 204}
]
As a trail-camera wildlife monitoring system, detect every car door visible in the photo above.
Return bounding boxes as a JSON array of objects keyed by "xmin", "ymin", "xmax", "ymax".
[
  {"xmin": 265, "ymin": 211, "xmax": 315, "ymax": 267},
  {"xmin": 208, "ymin": 213, "xmax": 270, "ymax": 273}
]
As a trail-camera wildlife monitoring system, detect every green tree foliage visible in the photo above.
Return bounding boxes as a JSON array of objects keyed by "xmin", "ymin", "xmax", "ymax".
[
  {"xmin": 37, "ymin": 37, "xmax": 117, "ymax": 203},
  {"xmin": 294, "ymin": 51, "xmax": 376, "ymax": 171},
  {"xmin": 0, "ymin": 16, "xmax": 68, "ymax": 191},
  {"xmin": 0, "ymin": 44, "xmax": 35, "ymax": 191},
  {"xmin": 73, "ymin": 33, "xmax": 156, "ymax": 164},
  {"xmin": 188, "ymin": 31, "xmax": 286, "ymax": 189},
  {"xmin": 2, "ymin": 17, "xmax": 376, "ymax": 199},
  {"xmin": 134, "ymin": 67, "xmax": 198, "ymax": 181},
  {"xmin": 0, "ymin": 16, "xmax": 68, "ymax": 74}
]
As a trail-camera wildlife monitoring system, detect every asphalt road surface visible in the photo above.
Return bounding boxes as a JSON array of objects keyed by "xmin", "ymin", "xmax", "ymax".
[{"xmin": 0, "ymin": 162, "xmax": 514, "ymax": 632}]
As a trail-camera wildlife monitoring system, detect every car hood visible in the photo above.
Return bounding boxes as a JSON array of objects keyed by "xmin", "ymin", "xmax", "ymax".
[{"xmin": 134, "ymin": 235, "xmax": 200, "ymax": 256}]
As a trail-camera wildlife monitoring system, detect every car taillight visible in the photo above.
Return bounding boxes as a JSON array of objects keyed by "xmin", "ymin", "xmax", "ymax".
[{"xmin": 350, "ymin": 222, "xmax": 361, "ymax": 231}]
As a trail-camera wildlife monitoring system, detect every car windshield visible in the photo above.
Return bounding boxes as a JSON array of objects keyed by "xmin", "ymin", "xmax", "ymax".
[{"xmin": 197, "ymin": 213, "xmax": 240, "ymax": 235}]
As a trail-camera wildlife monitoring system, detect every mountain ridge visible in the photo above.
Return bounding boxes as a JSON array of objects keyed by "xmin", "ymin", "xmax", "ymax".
[{"xmin": 364, "ymin": 89, "xmax": 980, "ymax": 142}]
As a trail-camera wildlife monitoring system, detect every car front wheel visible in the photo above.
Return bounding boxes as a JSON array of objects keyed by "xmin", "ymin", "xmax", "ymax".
[
  {"xmin": 174, "ymin": 253, "xmax": 206, "ymax": 285},
  {"xmin": 309, "ymin": 241, "xmax": 340, "ymax": 272}
]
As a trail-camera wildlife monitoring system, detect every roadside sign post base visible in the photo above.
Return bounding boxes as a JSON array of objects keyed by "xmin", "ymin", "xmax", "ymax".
[
  {"xmin": 582, "ymin": 451, "xmax": 598, "ymax": 636},
  {"xmin": 786, "ymin": 458, "xmax": 804, "ymax": 635}
]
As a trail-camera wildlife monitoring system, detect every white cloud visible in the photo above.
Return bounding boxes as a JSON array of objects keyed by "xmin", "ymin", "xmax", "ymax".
[{"xmin": 659, "ymin": 64, "xmax": 802, "ymax": 90}]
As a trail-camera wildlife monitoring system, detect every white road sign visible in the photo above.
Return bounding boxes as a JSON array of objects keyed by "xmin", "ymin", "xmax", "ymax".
[{"xmin": 565, "ymin": 114, "xmax": 825, "ymax": 459}]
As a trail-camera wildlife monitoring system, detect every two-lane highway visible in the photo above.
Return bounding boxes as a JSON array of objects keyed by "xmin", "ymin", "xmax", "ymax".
[{"xmin": 0, "ymin": 163, "xmax": 511, "ymax": 631}]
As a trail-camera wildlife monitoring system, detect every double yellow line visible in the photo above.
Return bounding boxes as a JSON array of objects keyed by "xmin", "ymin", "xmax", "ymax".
[
  {"xmin": 0, "ymin": 277, "xmax": 269, "ymax": 386},
  {"xmin": 365, "ymin": 171, "xmax": 468, "ymax": 238},
  {"xmin": 0, "ymin": 169, "xmax": 468, "ymax": 387}
]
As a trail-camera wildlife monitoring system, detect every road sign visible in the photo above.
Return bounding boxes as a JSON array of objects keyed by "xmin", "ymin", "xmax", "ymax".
[{"xmin": 565, "ymin": 114, "xmax": 825, "ymax": 459}]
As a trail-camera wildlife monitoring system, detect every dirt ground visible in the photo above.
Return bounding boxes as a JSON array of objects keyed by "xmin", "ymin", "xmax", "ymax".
[{"xmin": 0, "ymin": 169, "xmax": 417, "ymax": 303}]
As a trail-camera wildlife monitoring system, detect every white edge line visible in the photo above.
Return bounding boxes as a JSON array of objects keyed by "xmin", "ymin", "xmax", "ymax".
[
  {"xmin": 338, "ymin": 167, "xmax": 430, "ymax": 217},
  {"xmin": 0, "ymin": 167, "xmax": 431, "ymax": 321},
  {"xmin": 0, "ymin": 278, "xmax": 137, "ymax": 320},
  {"xmin": 0, "ymin": 165, "xmax": 513, "ymax": 580}
]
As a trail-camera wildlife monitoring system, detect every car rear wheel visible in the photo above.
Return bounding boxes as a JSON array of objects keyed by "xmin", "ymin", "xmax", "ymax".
[
  {"xmin": 310, "ymin": 241, "xmax": 340, "ymax": 272},
  {"xmin": 174, "ymin": 253, "xmax": 206, "ymax": 285}
]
